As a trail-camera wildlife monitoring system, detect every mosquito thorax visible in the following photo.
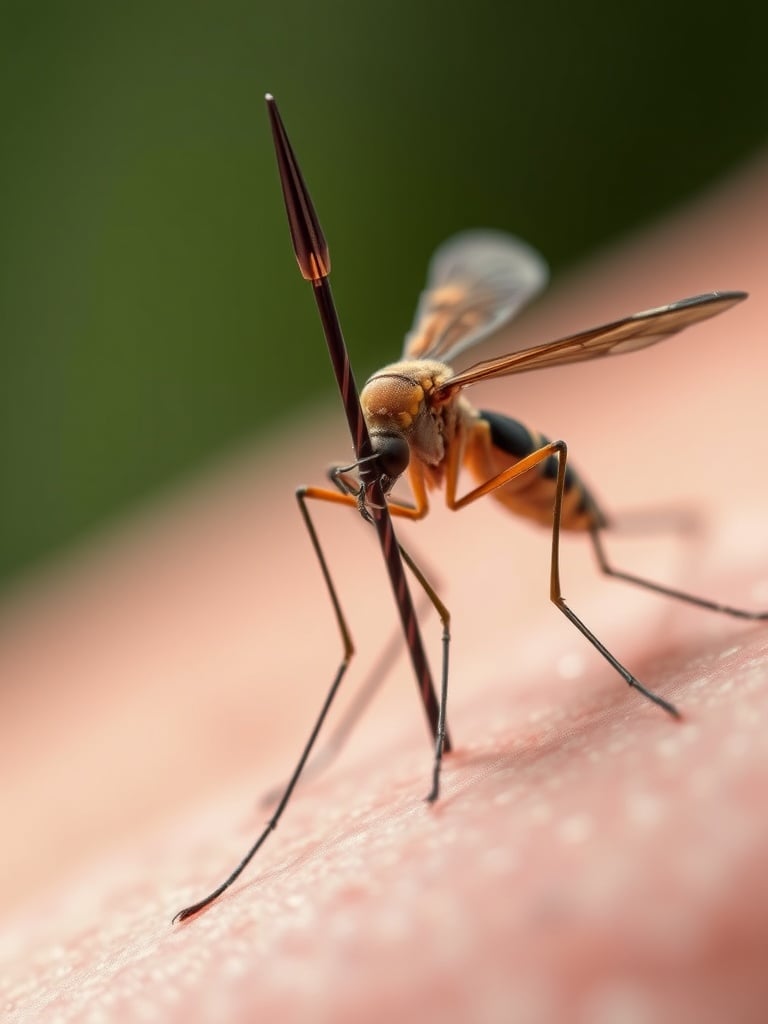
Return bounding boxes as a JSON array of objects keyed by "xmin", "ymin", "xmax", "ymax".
[{"xmin": 360, "ymin": 360, "xmax": 453, "ymax": 469}]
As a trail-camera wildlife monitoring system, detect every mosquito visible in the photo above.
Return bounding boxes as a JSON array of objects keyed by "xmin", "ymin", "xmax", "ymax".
[{"xmin": 173, "ymin": 95, "xmax": 765, "ymax": 922}]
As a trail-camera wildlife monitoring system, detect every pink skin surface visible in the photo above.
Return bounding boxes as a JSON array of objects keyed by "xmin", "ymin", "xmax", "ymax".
[{"xmin": 2, "ymin": 156, "xmax": 768, "ymax": 1024}]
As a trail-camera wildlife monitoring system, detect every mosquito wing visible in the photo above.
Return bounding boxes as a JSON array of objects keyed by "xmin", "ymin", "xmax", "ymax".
[
  {"xmin": 434, "ymin": 291, "xmax": 747, "ymax": 399},
  {"xmin": 403, "ymin": 230, "xmax": 549, "ymax": 364}
]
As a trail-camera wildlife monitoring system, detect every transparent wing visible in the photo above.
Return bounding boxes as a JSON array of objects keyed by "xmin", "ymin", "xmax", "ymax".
[
  {"xmin": 434, "ymin": 291, "xmax": 747, "ymax": 398},
  {"xmin": 402, "ymin": 230, "xmax": 549, "ymax": 364}
]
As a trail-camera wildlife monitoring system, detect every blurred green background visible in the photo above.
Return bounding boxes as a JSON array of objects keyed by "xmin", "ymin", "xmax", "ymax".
[{"xmin": 0, "ymin": 0, "xmax": 766, "ymax": 585}]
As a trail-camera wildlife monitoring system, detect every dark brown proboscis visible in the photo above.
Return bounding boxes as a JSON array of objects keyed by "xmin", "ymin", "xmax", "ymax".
[{"xmin": 174, "ymin": 96, "xmax": 450, "ymax": 923}]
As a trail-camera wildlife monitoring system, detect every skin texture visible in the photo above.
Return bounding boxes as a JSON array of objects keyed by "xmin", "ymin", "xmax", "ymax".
[{"xmin": 2, "ymin": 155, "xmax": 768, "ymax": 1024}]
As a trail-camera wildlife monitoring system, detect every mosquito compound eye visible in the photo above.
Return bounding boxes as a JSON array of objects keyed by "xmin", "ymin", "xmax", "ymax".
[{"xmin": 374, "ymin": 433, "xmax": 410, "ymax": 480}]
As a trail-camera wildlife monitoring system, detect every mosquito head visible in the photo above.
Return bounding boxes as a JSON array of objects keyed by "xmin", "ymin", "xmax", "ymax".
[
  {"xmin": 361, "ymin": 360, "xmax": 452, "ymax": 483},
  {"xmin": 370, "ymin": 431, "xmax": 410, "ymax": 493}
]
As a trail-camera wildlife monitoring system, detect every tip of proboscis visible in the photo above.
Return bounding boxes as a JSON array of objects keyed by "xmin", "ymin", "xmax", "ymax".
[{"xmin": 265, "ymin": 94, "xmax": 330, "ymax": 282}]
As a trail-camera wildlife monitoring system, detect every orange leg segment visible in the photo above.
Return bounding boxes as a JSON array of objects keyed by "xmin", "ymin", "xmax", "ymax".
[{"xmin": 445, "ymin": 435, "xmax": 682, "ymax": 717}]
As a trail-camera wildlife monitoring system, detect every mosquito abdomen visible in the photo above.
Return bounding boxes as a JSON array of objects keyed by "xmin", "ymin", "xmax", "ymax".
[{"xmin": 463, "ymin": 409, "xmax": 605, "ymax": 530}]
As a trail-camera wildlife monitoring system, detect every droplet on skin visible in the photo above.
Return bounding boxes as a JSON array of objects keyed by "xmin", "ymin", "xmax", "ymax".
[
  {"xmin": 654, "ymin": 735, "xmax": 681, "ymax": 759},
  {"xmin": 528, "ymin": 801, "xmax": 553, "ymax": 825},
  {"xmin": 557, "ymin": 652, "xmax": 586, "ymax": 679},
  {"xmin": 557, "ymin": 813, "xmax": 592, "ymax": 844},
  {"xmin": 625, "ymin": 791, "xmax": 663, "ymax": 830},
  {"xmin": 481, "ymin": 845, "xmax": 518, "ymax": 875}
]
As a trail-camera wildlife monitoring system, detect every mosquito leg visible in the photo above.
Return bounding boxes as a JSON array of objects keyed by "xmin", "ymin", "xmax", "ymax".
[
  {"xmin": 327, "ymin": 463, "xmax": 417, "ymax": 513},
  {"xmin": 259, "ymin": 464, "xmax": 438, "ymax": 807},
  {"xmin": 395, "ymin": 543, "xmax": 451, "ymax": 802},
  {"xmin": 301, "ymin": 493, "xmax": 450, "ymax": 799},
  {"xmin": 448, "ymin": 428, "xmax": 681, "ymax": 718},
  {"xmin": 589, "ymin": 526, "xmax": 768, "ymax": 620},
  {"xmin": 259, "ymin": 589, "xmax": 433, "ymax": 809},
  {"xmin": 173, "ymin": 486, "xmax": 356, "ymax": 922},
  {"xmin": 262, "ymin": 541, "xmax": 451, "ymax": 805},
  {"xmin": 546, "ymin": 442, "xmax": 681, "ymax": 718},
  {"xmin": 326, "ymin": 459, "xmax": 449, "ymax": 799},
  {"xmin": 328, "ymin": 463, "xmax": 362, "ymax": 498}
]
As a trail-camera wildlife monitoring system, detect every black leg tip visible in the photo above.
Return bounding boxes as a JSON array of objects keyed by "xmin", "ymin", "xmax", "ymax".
[
  {"xmin": 172, "ymin": 895, "xmax": 216, "ymax": 924},
  {"xmin": 424, "ymin": 781, "xmax": 440, "ymax": 803},
  {"xmin": 172, "ymin": 906, "xmax": 197, "ymax": 925},
  {"xmin": 655, "ymin": 694, "xmax": 682, "ymax": 719}
]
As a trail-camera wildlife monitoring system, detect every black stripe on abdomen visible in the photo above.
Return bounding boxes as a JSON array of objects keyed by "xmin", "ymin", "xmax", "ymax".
[{"xmin": 479, "ymin": 409, "xmax": 578, "ymax": 492}]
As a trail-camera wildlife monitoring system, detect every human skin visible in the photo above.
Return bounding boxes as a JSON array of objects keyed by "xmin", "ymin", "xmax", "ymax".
[{"xmin": 1, "ymin": 156, "xmax": 768, "ymax": 1024}]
